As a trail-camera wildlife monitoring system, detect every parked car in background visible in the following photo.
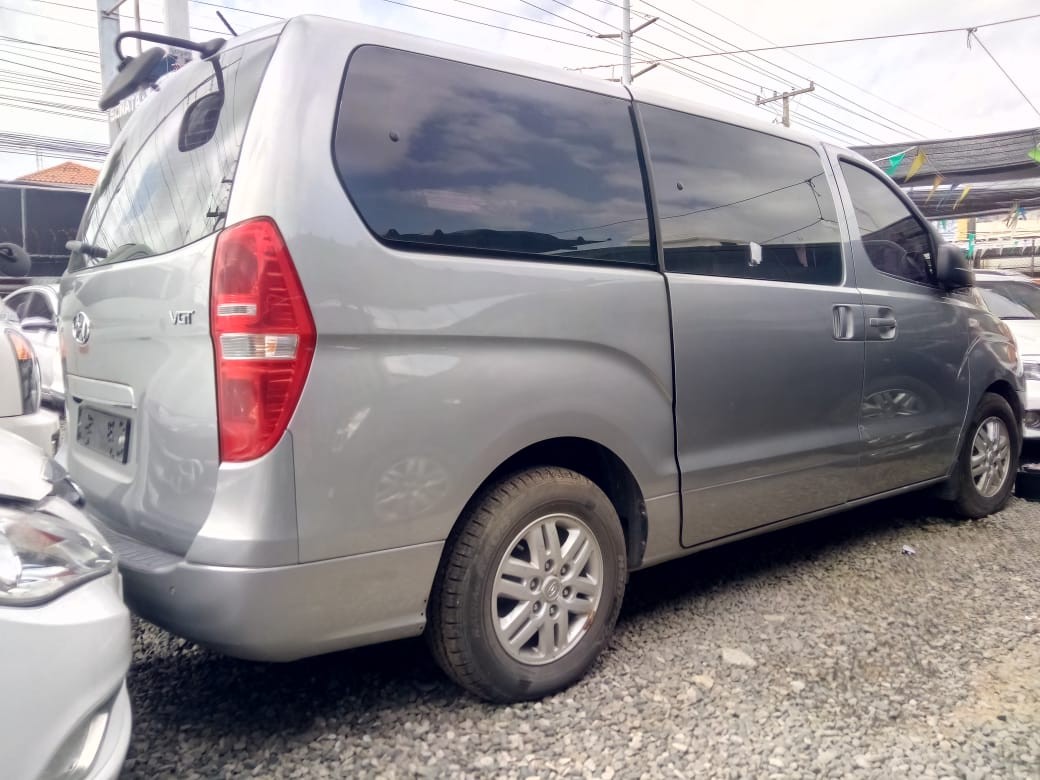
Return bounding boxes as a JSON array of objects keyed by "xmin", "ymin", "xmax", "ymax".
[
  {"xmin": 3, "ymin": 283, "xmax": 64, "ymax": 407},
  {"xmin": 0, "ymin": 296, "xmax": 59, "ymax": 454},
  {"xmin": 976, "ymin": 270, "xmax": 1040, "ymax": 438},
  {"xmin": 64, "ymin": 17, "xmax": 1022, "ymax": 703},
  {"xmin": 0, "ymin": 429, "xmax": 131, "ymax": 780}
]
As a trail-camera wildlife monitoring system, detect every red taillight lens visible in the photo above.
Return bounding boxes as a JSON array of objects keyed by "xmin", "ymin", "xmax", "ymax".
[{"xmin": 211, "ymin": 218, "xmax": 315, "ymax": 462}]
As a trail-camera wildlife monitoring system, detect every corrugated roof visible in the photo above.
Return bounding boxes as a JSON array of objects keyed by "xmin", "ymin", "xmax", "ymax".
[
  {"xmin": 851, "ymin": 128, "xmax": 1040, "ymax": 184},
  {"xmin": 15, "ymin": 161, "xmax": 99, "ymax": 188}
]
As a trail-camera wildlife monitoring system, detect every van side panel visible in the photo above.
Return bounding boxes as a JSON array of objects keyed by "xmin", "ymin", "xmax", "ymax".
[{"xmin": 229, "ymin": 19, "xmax": 679, "ymax": 564}]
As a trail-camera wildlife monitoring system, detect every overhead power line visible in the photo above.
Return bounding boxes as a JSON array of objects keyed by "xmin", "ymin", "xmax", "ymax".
[
  {"xmin": 189, "ymin": 0, "xmax": 283, "ymax": 21},
  {"xmin": 0, "ymin": 35, "xmax": 99, "ymax": 60},
  {"xmin": 678, "ymin": 0, "xmax": 951, "ymax": 135},
  {"xmin": 967, "ymin": 29, "xmax": 1040, "ymax": 120},
  {"xmin": 628, "ymin": 0, "xmax": 924, "ymax": 139},
  {"xmin": 576, "ymin": 11, "xmax": 1040, "ymax": 67}
]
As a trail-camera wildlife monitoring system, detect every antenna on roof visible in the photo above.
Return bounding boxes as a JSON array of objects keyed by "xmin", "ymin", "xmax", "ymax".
[{"xmin": 216, "ymin": 11, "xmax": 238, "ymax": 36}]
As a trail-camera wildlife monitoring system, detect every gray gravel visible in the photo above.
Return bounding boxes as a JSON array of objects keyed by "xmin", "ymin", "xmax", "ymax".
[{"xmin": 122, "ymin": 492, "xmax": 1040, "ymax": 779}]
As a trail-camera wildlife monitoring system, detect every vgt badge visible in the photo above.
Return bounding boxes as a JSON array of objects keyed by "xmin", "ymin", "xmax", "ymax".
[{"xmin": 71, "ymin": 311, "xmax": 91, "ymax": 345}]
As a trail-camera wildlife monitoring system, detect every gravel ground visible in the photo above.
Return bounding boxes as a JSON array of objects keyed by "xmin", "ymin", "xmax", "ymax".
[{"xmin": 122, "ymin": 492, "xmax": 1040, "ymax": 779}]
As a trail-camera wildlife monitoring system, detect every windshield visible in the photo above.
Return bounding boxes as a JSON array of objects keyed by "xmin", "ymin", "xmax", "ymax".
[
  {"xmin": 978, "ymin": 280, "xmax": 1040, "ymax": 320},
  {"xmin": 70, "ymin": 35, "xmax": 277, "ymax": 271}
]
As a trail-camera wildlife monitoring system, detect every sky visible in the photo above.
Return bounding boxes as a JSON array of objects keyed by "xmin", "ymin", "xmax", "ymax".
[{"xmin": 0, "ymin": 0, "xmax": 1037, "ymax": 180}]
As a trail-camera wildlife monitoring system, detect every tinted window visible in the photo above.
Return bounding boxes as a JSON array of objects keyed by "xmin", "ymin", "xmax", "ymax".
[
  {"xmin": 334, "ymin": 46, "xmax": 653, "ymax": 267},
  {"xmin": 73, "ymin": 36, "xmax": 277, "ymax": 271},
  {"xmin": 639, "ymin": 104, "xmax": 843, "ymax": 285},
  {"xmin": 840, "ymin": 161, "xmax": 934, "ymax": 285},
  {"xmin": 978, "ymin": 280, "xmax": 1040, "ymax": 319}
]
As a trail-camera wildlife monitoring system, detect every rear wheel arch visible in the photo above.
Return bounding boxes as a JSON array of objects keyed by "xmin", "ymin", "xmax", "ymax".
[{"xmin": 455, "ymin": 437, "xmax": 648, "ymax": 571}]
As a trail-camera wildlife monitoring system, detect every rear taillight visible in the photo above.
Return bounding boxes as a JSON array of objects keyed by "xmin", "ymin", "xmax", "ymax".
[
  {"xmin": 210, "ymin": 218, "xmax": 315, "ymax": 462},
  {"xmin": 4, "ymin": 329, "xmax": 40, "ymax": 414}
]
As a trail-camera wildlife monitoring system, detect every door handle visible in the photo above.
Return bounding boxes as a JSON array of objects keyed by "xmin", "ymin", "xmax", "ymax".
[{"xmin": 868, "ymin": 308, "xmax": 897, "ymax": 340}]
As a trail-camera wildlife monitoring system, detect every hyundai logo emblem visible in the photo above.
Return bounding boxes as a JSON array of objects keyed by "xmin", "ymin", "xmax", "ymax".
[{"xmin": 72, "ymin": 311, "xmax": 91, "ymax": 345}]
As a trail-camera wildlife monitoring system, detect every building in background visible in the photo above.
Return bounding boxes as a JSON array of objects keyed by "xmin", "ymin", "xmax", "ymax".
[{"xmin": 0, "ymin": 161, "xmax": 97, "ymax": 292}]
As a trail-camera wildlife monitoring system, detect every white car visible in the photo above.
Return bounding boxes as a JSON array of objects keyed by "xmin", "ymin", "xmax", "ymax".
[
  {"xmin": 975, "ymin": 270, "xmax": 1040, "ymax": 438},
  {"xmin": 0, "ymin": 301, "xmax": 61, "ymax": 453},
  {"xmin": 3, "ymin": 283, "xmax": 64, "ymax": 406},
  {"xmin": 0, "ymin": 430, "xmax": 132, "ymax": 780}
]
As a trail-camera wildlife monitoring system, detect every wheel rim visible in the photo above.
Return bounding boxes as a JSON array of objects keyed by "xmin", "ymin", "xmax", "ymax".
[
  {"xmin": 490, "ymin": 512, "xmax": 604, "ymax": 666},
  {"xmin": 970, "ymin": 415, "xmax": 1012, "ymax": 498}
]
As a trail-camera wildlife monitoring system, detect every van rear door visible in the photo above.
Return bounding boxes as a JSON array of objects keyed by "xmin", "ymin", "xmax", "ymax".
[{"xmin": 61, "ymin": 34, "xmax": 278, "ymax": 555}]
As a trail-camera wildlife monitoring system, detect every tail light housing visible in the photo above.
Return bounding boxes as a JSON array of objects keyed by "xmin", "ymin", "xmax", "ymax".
[
  {"xmin": 210, "ymin": 218, "xmax": 315, "ymax": 462},
  {"xmin": 5, "ymin": 329, "xmax": 40, "ymax": 414}
]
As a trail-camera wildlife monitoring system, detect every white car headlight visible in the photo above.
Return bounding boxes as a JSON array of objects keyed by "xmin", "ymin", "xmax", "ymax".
[
  {"xmin": 1023, "ymin": 360, "xmax": 1040, "ymax": 382},
  {"xmin": 0, "ymin": 508, "xmax": 115, "ymax": 606}
]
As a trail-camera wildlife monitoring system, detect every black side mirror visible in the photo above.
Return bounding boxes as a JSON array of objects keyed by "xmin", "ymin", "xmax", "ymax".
[
  {"xmin": 935, "ymin": 243, "xmax": 974, "ymax": 290},
  {"xmin": 0, "ymin": 243, "xmax": 31, "ymax": 277},
  {"xmin": 99, "ymin": 46, "xmax": 167, "ymax": 111}
]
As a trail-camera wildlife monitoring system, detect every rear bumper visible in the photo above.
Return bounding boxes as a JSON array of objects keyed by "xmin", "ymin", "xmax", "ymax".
[
  {"xmin": 94, "ymin": 518, "xmax": 441, "ymax": 661},
  {"xmin": 0, "ymin": 407, "xmax": 60, "ymax": 454}
]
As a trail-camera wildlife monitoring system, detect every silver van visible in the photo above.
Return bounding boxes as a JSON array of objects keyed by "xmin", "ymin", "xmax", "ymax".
[{"xmin": 62, "ymin": 16, "xmax": 1022, "ymax": 702}]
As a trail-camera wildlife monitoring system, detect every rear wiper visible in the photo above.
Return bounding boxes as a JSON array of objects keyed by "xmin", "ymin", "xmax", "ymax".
[
  {"xmin": 66, "ymin": 241, "xmax": 153, "ymax": 263},
  {"xmin": 65, "ymin": 240, "xmax": 108, "ymax": 259}
]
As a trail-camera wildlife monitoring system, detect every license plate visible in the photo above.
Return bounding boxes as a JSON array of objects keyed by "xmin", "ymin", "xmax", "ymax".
[{"xmin": 76, "ymin": 407, "xmax": 131, "ymax": 463}]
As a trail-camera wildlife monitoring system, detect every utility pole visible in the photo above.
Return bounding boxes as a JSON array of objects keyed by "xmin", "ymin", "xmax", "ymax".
[
  {"xmin": 164, "ymin": 0, "xmax": 190, "ymax": 40},
  {"xmin": 96, "ymin": 0, "xmax": 121, "ymax": 141},
  {"xmin": 622, "ymin": 0, "xmax": 631, "ymax": 85},
  {"xmin": 597, "ymin": 2, "xmax": 658, "ymax": 85},
  {"xmin": 163, "ymin": 0, "xmax": 192, "ymax": 69},
  {"xmin": 756, "ymin": 82, "xmax": 815, "ymax": 127}
]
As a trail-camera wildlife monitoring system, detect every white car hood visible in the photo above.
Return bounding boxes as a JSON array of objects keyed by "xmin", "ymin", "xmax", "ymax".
[
  {"xmin": 0, "ymin": 428, "xmax": 53, "ymax": 502},
  {"xmin": 1004, "ymin": 319, "xmax": 1040, "ymax": 359}
]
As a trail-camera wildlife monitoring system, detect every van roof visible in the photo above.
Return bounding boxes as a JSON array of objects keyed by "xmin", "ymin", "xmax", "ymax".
[{"xmin": 281, "ymin": 14, "xmax": 835, "ymax": 153}]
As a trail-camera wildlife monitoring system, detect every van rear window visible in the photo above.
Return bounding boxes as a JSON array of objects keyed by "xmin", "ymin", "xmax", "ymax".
[
  {"xmin": 333, "ymin": 46, "xmax": 654, "ymax": 268},
  {"xmin": 70, "ymin": 36, "xmax": 277, "ymax": 271}
]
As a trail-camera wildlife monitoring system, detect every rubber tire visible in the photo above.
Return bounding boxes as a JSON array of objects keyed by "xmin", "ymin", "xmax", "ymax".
[
  {"xmin": 950, "ymin": 392, "xmax": 1020, "ymax": 518},
  {"xmin": 427, "ymin": 467, "xmax": 627, "ymax": 703}
]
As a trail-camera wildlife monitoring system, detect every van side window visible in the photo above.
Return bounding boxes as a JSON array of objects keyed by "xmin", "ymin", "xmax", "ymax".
[
  {"xmin": 839, "ymin": 161, "xmax": 935, "ymax": 286},
  {"xmin": 639, "ymin": 103, "xmax": 843, "ymax": 285},
  {"xmin": 333, "ymin": 46, "xmax": 654, "ymax": 268}
]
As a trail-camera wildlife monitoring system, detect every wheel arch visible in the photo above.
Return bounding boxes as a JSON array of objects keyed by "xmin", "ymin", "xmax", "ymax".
[
  {"xmin": 984, "ymin": 378, "xmax": 1022, "ymax": 427},
  {"xmin": 455, "ymin": 436, "xmax": 649, "ymax": 571}
]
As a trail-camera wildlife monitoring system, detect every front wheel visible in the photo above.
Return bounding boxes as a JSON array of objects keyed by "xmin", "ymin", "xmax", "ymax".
[
  {"xmin": 427, "ymin": 467, "xmax": 627, "ymax": 702},
  {"xmin": 950, "ymin": 392, "xmax": 1020, "ymax": 518}
]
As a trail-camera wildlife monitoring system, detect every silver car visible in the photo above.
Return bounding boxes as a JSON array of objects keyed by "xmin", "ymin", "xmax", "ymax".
[
  {"xmin": 62, "ymin": 17, "xmax": 1022, "ymax": 702},
  {"xmin": 3, "ymin": 283, "xmax": 64, "ymax": 407}
]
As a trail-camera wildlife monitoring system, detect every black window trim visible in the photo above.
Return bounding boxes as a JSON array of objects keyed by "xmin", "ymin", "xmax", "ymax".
[
  {"xmin": 637, "ymin": 99, "xmax": 848, "ymax": 287},
  {"xmin": 836, "ymin": 155, "xmax": 940, "ymax": 289},
  {"xmin": 329, "ymin": 44, "xmax": 660, "ymax": 274}
]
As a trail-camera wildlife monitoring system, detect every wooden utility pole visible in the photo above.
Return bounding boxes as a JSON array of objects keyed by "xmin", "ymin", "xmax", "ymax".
[{"xmin": 756, "ymin": 82, "xmax": 816, "ymax": 127}]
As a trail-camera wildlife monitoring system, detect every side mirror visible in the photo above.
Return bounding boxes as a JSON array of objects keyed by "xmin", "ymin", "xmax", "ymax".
[
  {"xmin": 0, "ymin": 243, "xmax": 31, "ymax": 277},
  {"xmin": 20, "ymin": 316, "xmax": 57, "ymax": 333},
  {"xmin": 935, "ymin": 243, "xmax": 974, "ymax": 290}
]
